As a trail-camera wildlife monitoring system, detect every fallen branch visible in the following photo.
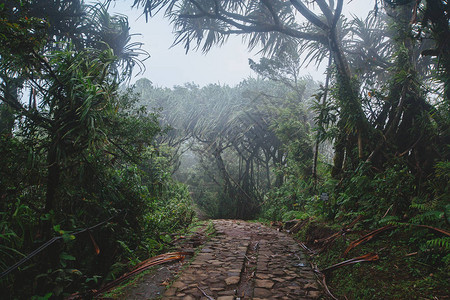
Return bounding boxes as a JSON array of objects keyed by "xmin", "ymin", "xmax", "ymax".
[
  {"xmin": 321, "ymin": 252, "xmax": 379, "ymax": 273},
  {"xmin": 92, "ymin": 251, "xmax": 192, "ymax": 297},
  {"xmin": 0, "ymin": 211, "xmax": 125, "ymax": 279},
  {"xmin": 319, "ymin": 272, "xmax": 339, "ymax": 300},
  {"xmin": 197, "ymin": 285, "xmax": 215, "ymax": 300},
  {"xmin": 381, "ymin": 205, "xmax": 393, "ymax": 219}
]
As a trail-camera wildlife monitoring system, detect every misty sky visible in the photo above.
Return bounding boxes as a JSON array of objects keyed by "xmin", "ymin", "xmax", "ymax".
[{"xmin": 109, "ymin": 0, "xmax": 375, "ymax": 87}]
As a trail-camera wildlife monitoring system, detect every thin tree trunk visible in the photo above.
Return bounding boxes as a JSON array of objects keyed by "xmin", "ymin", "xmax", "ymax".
[
  {"xmin": 313, "ymin": 54, "xmax": 332, "ymax": 189},
  {"xmin": 43, "ymin": 138, "xmax": 60, "ymax": 239}
]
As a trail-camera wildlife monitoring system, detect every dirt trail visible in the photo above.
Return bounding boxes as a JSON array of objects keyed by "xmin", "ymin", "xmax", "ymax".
[{"xmin": 163, "ymin": 219, "xmax": 321, "ymax": 300}]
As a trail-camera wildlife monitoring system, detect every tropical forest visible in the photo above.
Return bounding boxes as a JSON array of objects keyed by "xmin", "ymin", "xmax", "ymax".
[{"xmin": 0, "ymin": 0, "xmax": 449, "ymax": 299}]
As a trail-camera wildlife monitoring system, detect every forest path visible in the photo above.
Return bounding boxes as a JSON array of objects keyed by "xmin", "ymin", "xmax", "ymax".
[{"xmin": 163, "ymin": 219, "xmax": 321, "ymax": 300}]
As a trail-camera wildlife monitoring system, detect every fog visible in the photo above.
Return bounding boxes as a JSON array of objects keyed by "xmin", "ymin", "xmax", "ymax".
[{"xmin": 108, "ymin": 0, "xmax": 374, "ymax": 87}]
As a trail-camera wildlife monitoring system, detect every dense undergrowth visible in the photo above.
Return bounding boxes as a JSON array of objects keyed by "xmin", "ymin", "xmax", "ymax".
[
  {"xmin": 259, "ymin": 159, "xmax": 449, "ymax": 298},
  {"xmin": 0, "ymin": 2, "xmax": 195, "ymax": 298},
  {"xmin": 99, "ymin": 219, "xmax": 215, "ymax": 299},
  {"xmin": 292, "ymin": 219, "xmax": 449, "ymax": 299},
  {"xmin": 0, "ymin": 109, "xmax": 195, "ymax": 299}
]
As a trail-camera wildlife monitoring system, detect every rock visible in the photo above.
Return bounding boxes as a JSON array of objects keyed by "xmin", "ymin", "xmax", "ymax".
[
  {"xmin": 273, "ymin": 277, "xmax": 284, "ymax": 282},
  {"xmin": 254, "ymin": 287, "xmax": 273, "ymax": 298},
  {"xmin": 155, "ymin": 220, "xmax": 321, "ymax": 299},
  {"xmin": 287, "ymin": 284, "xmax": 300, "ymax": 290},
  {"xmin": 255, "ymin": 279, "xmax": 275, "ymax": 289},
  {"xmin": 308, "ymin": 290, "xmax": 322, "ymax": 298},
  {"xmin": 256, "ymin": 273, "xmax": 271, "ymax": 279},
  {"xmin": 164, "ymin": 287, "xmax": 176, "ymax": 296},
  {"xmin": 225, "ymin": 276, "xmax": 240, "ymax": 285},
  {"xmin": 171, "ymin": 281, "xmax": 185, "ymax": 289},
  {"xmin": 283, "ymin": 276, "xmax": 295, "ymax": 281},
  {"xmin": 217, "ymin": 296, "xmax": 235, "ymax": 300},
  {"xmin": 218, "ymin": 289, "xmax": 236, "ymax": 295},
  {"xmin": 209, "ymin": 259, "xmax": 224, "ymax": 266}
]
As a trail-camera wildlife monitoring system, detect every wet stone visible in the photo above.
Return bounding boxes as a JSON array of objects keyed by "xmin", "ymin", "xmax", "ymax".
[
  {"xmin": 254, "ymin": 287, "xmax": 273, "ymax": 298},
  {"xmin": 304, "ymin": 282, "xmax": 319, "ymax": 290},
  {"xmin": 225, "ymin": 276, "xmax": 240, "ymax": 285},
  {"xmin": 256, "ymin": 273, "xmax": 271, "ymax": 279},
  {"xmin": 217, "ymin": 296, "xmax": 235, "ymax": 300},
  {"xmin": 218, "ymin": 289, "xmax": 236, "ymax": 296},
  {"xmin": 161, "ymin": 219, "xmax": 321, "ymax": 299},
  {"xmin": 164, "ymin": 287, "xmax": 176, "ymax": 296},
  {"xmin": 255, "ymin": 279, "xmax": 275, "ymax": 289}
]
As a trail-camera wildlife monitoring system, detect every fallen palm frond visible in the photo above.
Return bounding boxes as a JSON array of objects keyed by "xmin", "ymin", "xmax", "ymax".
[
  {"xmin": 311, "ymin": 261, "xmax": 338, "ymax": 300},
  {"xmin": 299, "ymin": 241, "xmax": 317, "ymax": 255},
  {"xmin": 413, "ymin": 225, "xmax": 450, "ymax": 237},
  {"xmin": 315, "ymin": 215, "xmax": 363, "ymax": 253},
  {"xmin": 341, "ymin": 223, "xmax": 449, "ymax": 258},
  {"xmin": 92, "ymin": 251, "xmax": 192, "ymax": 297},
  {"xmin": 321, "ymin": 252, "xmax": 379, "ymax": 273},
  {"xmin": 284, "ymin": 218, "xmax": 312, "ymax": 234},
  {"xmin": 88, "ymin": 231, "xmax": 100, "ymax": 255},
  {"xmin": 342, "ymin": 225, "xmax": 396, "ymax": 257}
]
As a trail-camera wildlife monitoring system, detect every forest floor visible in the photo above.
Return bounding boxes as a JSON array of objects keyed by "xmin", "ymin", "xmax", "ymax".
[{"xmin": 108, "ymin": 220, "xmax": 322, "ymax": 299}]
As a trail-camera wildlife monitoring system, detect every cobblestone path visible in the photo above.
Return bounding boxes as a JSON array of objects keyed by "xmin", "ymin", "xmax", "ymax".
[{"xmin": 163, "ymin": 220, "xmax": 321, "ymax": 299}]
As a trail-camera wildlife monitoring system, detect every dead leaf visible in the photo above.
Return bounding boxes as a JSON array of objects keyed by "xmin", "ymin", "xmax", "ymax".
[{"xmin": 88, "ymin": 231, "xmax": 100, "ymax": 255}]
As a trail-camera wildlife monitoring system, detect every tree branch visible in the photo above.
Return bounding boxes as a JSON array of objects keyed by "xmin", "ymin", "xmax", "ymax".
[
  {"xmin": 290, "ymin": 0, "xmax": 329, "ymax": 31},
  {"xmin": 261, "ymin": 0, "xmax": 281, "ymax": 26},
  {"xmin": 332, "ymin": 0, "xmax": 343, "ymax": 29},
  {"xmin": 315, "ymin": 0, "xmax": 334, "ymax": 25},
  {"xmin": 0, "ymin": 92, "xmax": 52, "ymax": 130}
]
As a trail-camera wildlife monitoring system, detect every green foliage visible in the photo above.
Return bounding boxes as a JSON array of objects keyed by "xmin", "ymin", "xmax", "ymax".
[
  {"xmin": 426, "ymin": 237, "xmax": 450, "ymax": 250},
  {"xmin": 333, "ymin": 161, "xmax": 417, "ymax": 224},
  {"xmin": 0, "ymin": 2, "xmax": 194, "ymax": 299}
]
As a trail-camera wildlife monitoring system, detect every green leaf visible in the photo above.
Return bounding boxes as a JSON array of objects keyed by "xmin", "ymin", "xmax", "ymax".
[{"xmin": 59, "ymin": 252, "xmax": 76, "ymax": 261}]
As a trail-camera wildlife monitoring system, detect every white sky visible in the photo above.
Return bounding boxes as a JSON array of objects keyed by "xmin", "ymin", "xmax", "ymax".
[{"xmin": 109, "ymin": 0, "xmax": 374, "ymax": 88}]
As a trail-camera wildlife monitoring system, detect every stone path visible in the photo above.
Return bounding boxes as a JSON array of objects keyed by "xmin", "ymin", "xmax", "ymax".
[{"xmin": 163, "ymin": 220, "xmax": 321, "ymax": 299}]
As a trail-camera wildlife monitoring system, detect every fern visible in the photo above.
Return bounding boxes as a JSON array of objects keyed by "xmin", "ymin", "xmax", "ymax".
[
  {"xmin": 379, "ymin": 215, "xmax": 400, "ymax": 226},
  {"xmin": 426, "ymin": 237, "xmax": 450, "ymax": 250},
  {"xmin": 409, "ymin": 197, "xmax": 445, "ymax": 225},
  {"xmin": 410, "ymin": 202, "xmax": 427, "ymax": 211}
]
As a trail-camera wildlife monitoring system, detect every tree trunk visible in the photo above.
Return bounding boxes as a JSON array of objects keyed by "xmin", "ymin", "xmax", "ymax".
[
  {"xmin": 43, "ymin": 135, "xmax": 60, "ymax": 239},
  {"xmin": 313, "ymin": 54, "xmax": 332, "ymax": 187}
]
